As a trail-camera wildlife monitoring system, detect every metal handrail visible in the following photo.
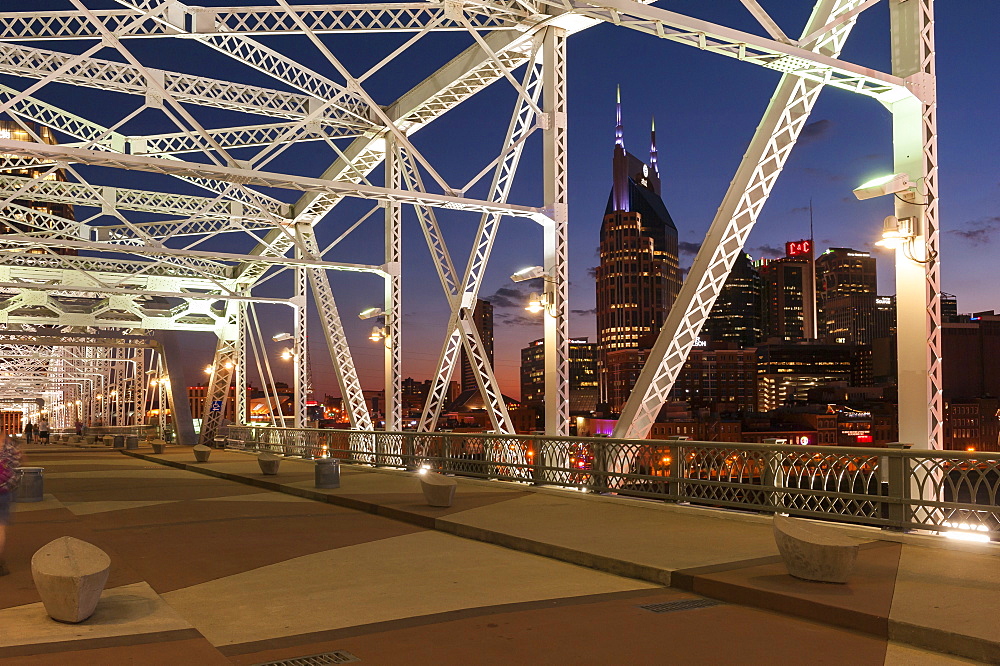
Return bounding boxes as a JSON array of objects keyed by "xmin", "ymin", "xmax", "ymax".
[
  {"xmin": 85, "ymin": 424, "xmax": 159, "ymax": 437},
  {"xmin": 223, "ymin": 426, "xmax": 1000, "ymax": 540}
]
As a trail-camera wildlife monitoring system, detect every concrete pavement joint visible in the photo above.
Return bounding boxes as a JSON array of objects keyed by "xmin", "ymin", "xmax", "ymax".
[{"xmin": 119, "ymin": 449, "xmax": 1000, "ymax": 663}]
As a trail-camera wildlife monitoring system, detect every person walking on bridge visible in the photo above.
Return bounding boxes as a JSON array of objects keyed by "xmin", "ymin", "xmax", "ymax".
[
  {"xmin": 0, "ymin": 430, "xmax": 21, "ymax": 576},
  {"xmin": 23, "ymin": 422, "xmax": 33, "ymax": 446},
  {"xmin": 37, "ymin": 418, "xmax": 49, "ymax": 445}
]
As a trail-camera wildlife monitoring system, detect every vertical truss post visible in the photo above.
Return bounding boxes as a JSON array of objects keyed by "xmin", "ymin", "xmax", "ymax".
[
  {"xmin": 157, "ymin": 356, "xmax": 168, "ymax": 433},
  {"xmin": 542, "ymin": 26, "xmax": 569, "ymax": 436},
  {"xmin": 114, "ymin": 346, "xmax": 127, "ymax": 426},
  {"xmin": 613, "ymin": 0, "xmax": 865, "ymax": 440},
  {"xmin": 235, "ymin": 301, "xmax": 247, "ymax": 425},
  {"xmin": 135, "ymin": 348, "xmax": 147, "ymax": 426},
  {"xmin": 294, "ymin": 225, "xmax": 309, "ymax": 429},
  {"xmin": 154, "ymin": 331, "xmax": 196, "ymax": 445},
  {"xmin": 197, "ymin": 310, "xmax": 239, "ymax": 445},
  {"xmin": 301, "ymin": 228, "xmax": 373, "ymax": 430},
  {"xmin": 890, "ymin": 0, "xmax": 941, "ymax": 451},
  {"xmin": 384, "ymin": 137, "xmax": 402, "ymax": 432}
]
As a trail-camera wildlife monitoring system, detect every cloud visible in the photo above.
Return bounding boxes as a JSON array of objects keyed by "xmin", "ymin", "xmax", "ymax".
[
  {"xmin": 572, "ymin": 308, "xmax": 597, "ymax": 316},
  {"xmin": 789, "ymin": 206, "xmax": 810, "ymax": 215},
  {"xmin": 486, "ymin": 285, "xmax": 533, "ymax": 309},
  {"xmin": 749, "ymin": 243, "xmax": 784, "ymax": 258},
  {"xmin": 948, "ymin": 216, "xmax": 1000, "ymax": 246},
  {"xmin": 678, "ymin": 241, "xmax": 701, "ymax": 256},
  {"xmin": 586, "ymin": 266, "xmax": 598, "ymax": 279},
  {"xmin": 494, "ymin": 311, "xmax": 535, "ymax": 326},
  {"xmin": 798, "ymin": 119, "xmax": 833, "ymax": 146}
]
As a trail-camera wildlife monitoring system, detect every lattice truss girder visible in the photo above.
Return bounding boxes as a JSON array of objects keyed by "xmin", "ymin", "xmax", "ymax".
[
  {"xmin": 0, "ymin": 0, "xmax": 930, "ymax": 439},
  {"xmin": 613, "ymin": 0, "xmax": 922, "ymax": 441},
  {"xmin": 0, "ymin": 2, "xmax": 532, "ymax": 41},
  {"xmin": 0, "ymin": 329, "xmax": 148, "ymax": 428}
]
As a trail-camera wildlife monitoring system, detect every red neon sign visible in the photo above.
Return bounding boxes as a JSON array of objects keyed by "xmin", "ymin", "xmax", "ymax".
[{"xmin": 785, "ymin": 240, "xmax": 812, "ymax": 258}]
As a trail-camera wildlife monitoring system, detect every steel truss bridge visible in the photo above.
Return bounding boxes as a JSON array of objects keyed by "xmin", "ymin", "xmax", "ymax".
[{"xmin": 0, "ymin": 0, "xmax": 940, "ymax": 450}]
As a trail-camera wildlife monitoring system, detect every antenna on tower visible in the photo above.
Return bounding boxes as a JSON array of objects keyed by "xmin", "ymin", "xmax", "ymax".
[
  {"xmin": 650, "ymin": 116, "xmax": 658, "ymax": 175},
  {"xmin": 615, "ymin": 85, "xmax": 624, "ymax": 148}
]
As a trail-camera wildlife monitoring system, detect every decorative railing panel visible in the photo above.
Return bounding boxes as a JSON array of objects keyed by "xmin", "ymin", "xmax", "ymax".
[{"xmin": 223, "ymin": 427, "xmax": 999, "ymax": 540}]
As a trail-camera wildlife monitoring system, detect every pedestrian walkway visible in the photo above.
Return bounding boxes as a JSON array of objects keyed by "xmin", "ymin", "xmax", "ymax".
[{"xmin": 0, "ymin": 446, "xmax": 994, "ymax": 664}]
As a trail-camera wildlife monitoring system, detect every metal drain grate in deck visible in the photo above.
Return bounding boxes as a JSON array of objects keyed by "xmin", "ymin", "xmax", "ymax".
[
  {"xmin": 639, "ymin": 599, "xmax": 723, "ymax": 613},
  {"xmin": 252, "ymin": 650, "xmax": 360, "ymax": 666}
]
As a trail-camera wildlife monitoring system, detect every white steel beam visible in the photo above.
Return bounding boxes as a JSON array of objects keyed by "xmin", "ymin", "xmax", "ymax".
[
  {"xmin": 889, "ymin": 0, "xmax": 941, "ymax": 451},
  {"xmin": 416, "ymin": 52, "xmax": 543, "ymax": 434},
  {"xmin": 0, "ymin": 140, "xmax": 546, "ymax": 222},
  {"xmin": 542, "ymin": 26, "xmax": 569, "ymax": 437},
  {"xmin": 572, "ymin": 0, "xmax": 914, "ymax": 104},
  {"xmin": 613, "ymin": 0, "xmax": 867, "ymax": 440},
  {"xmin": 300, "ymin": 228, "xmax": 373, "ymax": 430},
  {"xmin": 383, "ymin": 140, "xmax": 402, "ymax": 432},
  {"xmin": 0, "ymin": 43, "xmax": 373, "ymax": 126},
  {"xmin": 0, "ymin": 4, "xmax": 526, "ymax": 41}
]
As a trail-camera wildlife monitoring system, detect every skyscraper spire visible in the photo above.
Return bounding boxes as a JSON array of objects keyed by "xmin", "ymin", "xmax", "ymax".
[
  {"xmin": 615, "ymin": 85, "xmax": 624, "ymax": 149},
  {"xmin": 650, "ymin": 116, "xmax": 658, "ymax": 175}
]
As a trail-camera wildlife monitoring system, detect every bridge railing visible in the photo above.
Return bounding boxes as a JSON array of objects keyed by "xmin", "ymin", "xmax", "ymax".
[
  {"xmin": 224, "ymin": 427, "xmax": 999, "ymax": 540},
  {"xmin": 85, "ymin": 424, "xmax": 160, "ymax": 438}
]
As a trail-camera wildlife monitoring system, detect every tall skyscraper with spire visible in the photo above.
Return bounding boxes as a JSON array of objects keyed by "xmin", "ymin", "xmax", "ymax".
[{"xmin": 596, "ymin": 90, "xmax": 680, "ymax": 413}]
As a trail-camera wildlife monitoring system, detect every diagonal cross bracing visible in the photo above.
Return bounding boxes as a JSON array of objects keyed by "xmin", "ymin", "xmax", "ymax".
[
  {"xmin": 0, "ymin": 43, "xmax": 374, "ymax": 127},
  {"xmin": 613, "ymin": 0, "xmax": 870, "ymax": 441}
]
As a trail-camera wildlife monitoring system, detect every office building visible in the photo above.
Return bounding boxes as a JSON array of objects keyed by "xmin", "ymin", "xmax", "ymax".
[
  {"xmin": 815, "ymin": 247, "xmax": 878, "ymax": 345},
  {"xmin": 596, "ymin": 93, "xmax": 680, "ymax": 411},
  {"xmin": 704, "ymin": 251, "xmax": 762, "ymax": 347},
  {"xmin": 941, "ymin": 312, "xmax": 1000, "ymax": 400},
  {"xmin": 521, "ymin": 338, "xmax": 599, "ymax": 415},
  {"xmin": 668, "ymin": 341, "xmax": 758, "ymax": 412},
  {"xmin": 755, "ymin": 342, "xmax": 871, "ymax": 411},
  {"xmin": 0, "ymin": 120, "xmax": 78, "ymax": 256},
  {"xmin": 459, "ymin": 299, "xmax": 495, "ymax": 393},
  {"xmin": 758, "ymin": 240, "xmax": 816, "ymax": 342}
]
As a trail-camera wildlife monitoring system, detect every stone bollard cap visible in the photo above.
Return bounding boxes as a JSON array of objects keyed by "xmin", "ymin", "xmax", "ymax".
[
  {"xmin": 258, "ymin": 453, "xmax": 280, "ymax": 461},
  {"xmin": 32, "ymin": 536, "xmax": 111, "ymax": 578},
  {"xmin": 420, "ymin": 471, "xmax": 457, "ymax": 486},
  {"xmin": 193, "ymin": 444, "xmax": 212, "ymax": 451}
]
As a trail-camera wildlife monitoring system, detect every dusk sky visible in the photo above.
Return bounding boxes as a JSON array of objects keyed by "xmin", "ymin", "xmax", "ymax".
[{"xmin": 8, "ymin": 2, "xmax": 998, "ymax": 400}]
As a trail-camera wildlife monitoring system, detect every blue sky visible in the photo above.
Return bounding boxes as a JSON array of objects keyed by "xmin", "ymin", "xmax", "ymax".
[{"xmin": 6, "ymin": 2, "xmax": 997, "ymax": 399}]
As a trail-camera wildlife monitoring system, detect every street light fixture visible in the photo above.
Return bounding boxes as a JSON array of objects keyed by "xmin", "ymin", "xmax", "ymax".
[
  {"xmin": 874, "ymin": 215, "xmax": 914, "ymax": 249},
  {"xmin": 358, "ymin": 307, "xmax": 384, "ymax": 320},
  {"xmin": 852, "ymin": 173, "xmax": 915, "ymax": 201},
  {"xmin": 272, "ymin": 332, "xmax": 293, "ymax": 342},
  {"xmin": 511, "ymin": 266, "xmax": 546, "ymax": 282},
  {"xmin": 279, "ymin": 348, "xmax": 294, "ymax": 360},
  {"xmin": 524, "ymin": 292, "xmax": 556, "ymax": 316}
]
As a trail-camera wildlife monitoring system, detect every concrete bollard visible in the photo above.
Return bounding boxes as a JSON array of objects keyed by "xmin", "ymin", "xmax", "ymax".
[
  {"xmin": 125, "ymin": 435, "xmax": 138, "ymax": 450},
  {"xmin": 193, "ymin": 444, "xmax": 211, "ymax": 463},
  {"xmin": 112, "ymin": 435, "xmax": 125, "ymax": 449},
  {"xmin": 151, "ymin": 439, "xmax": 166, "ymax": 454},
  {"xmin": 32, "ymin": 537, "xmax": 111, "ymax": 623},
  {"xmin": 419, "ymin": 471, "xmax": 458, "ymax": 507},
  {"xmin": 14, "ymin": 467, "xmax": 44, "ymax": 502},
  {"xmin": 258, "ymin": 453, "xmax": 281, "ymax": 475},
  {"xmin": 315, "ymin": 458, "xmax": 340, "ymax": 489}
]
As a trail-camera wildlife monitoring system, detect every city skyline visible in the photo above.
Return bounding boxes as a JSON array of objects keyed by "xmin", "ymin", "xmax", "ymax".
[{"xmin": 289, "ymin": 5, "xmax": 997, "ymax": 400}]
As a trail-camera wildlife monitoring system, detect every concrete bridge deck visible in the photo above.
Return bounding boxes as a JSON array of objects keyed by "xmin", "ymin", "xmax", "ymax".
[{"xmin": 1, "ymin": 445, "xmax": 996, "ymax": 664}]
